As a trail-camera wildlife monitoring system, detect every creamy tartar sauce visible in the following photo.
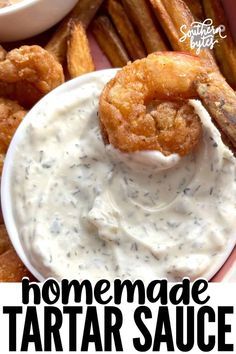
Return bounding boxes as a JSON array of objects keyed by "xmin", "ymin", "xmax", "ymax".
[{"xmin": 11, "ymin": 72, "xmax": 236, "ymax": 281}]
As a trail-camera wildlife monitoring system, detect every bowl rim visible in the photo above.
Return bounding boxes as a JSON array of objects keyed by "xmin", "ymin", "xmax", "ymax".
[
  {"xmin": 1, "ymin": 68, "xmax": 236, "ymax": 282},
  {"xmin": 0, "ymin": 0, "xmax": 38, "ymax": 15}
]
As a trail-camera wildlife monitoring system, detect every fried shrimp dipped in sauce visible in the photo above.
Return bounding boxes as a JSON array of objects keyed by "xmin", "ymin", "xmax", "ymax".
[
  {"xmin": 99, "ymin": 52, "xmax": 210, "ymax": 156},
  {"xmin": 0, "ymin": 98, "xmax": 26, "ymax": 172},
  {"xmin": 0, "ymin": 45, "xmax": 64, "ymax": 107}
]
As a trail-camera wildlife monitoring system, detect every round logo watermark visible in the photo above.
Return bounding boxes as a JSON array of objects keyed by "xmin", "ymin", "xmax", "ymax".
[{"xmin": 179, "ymin": 18, "xmax": 227, "ymax": 55}]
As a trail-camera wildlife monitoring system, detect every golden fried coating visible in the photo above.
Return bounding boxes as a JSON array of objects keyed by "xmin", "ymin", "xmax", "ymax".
[
  {"xmin": 145, "ymin": 100, "xmax": 202, "ymax": 155},
  {"xmin": 0, "ymin": 45, "xmax": 64, "ymax": 107},
  {"xmin": 0, "ymin": 249, "xmax": 31, "ymax": 282},
  {"xmin": 45, "ymin": 0, "xmax": 104, "ymax": 63},
  {"xmin": 0, "ymin": 224, "xmax": 31, "ymax": 282},
  {"xmin": 99, "ymin": 52, "xmax": 205, "ymax": 156},
  {"xmin": 0, "ymin": 98, "xmax": 26, "ymax": 149},
  {"xmin": 0, "ymin": 98, "xmax": 26, "ymax": 172},
  {"xmin": 67, "ymin": 20, "xmax": 95, "ymax": 78}
]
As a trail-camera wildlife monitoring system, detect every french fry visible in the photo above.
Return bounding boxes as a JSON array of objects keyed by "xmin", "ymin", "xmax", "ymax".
[
  {"xmin": 44, "ymin": 22, "xmax": 70, "ymax": 64},
  {"xmin": 69, "ymin": 0, "xmax": 105, "ymax": 28},
  {"xmin": 202, "ymin": 0, "xmax": 236, "ymax": 89},
  {"xmin": 67, "ymin": 21, "xmax": 95, "ymax": 79},
  {"xmin": 121, "ymin": 0, "xmax": 167, "ymax": 53},
  {"xmin": 92, "ymin": 16, "xmax": 130, "ymax": 67},
  {"xmin": 184, "ymin": 0, "xmax": 204, "ymax": 20},
  {"xmin": 106, "ymin": 0, "xmax": 146, "ymax": 60},
  {"xmin": 149, "ymin": 0, "xmax": 217, "ymax": 68},
  {"xmin": 0, "ymin": 45, "xmax": 6, "ymax": 61},
  {"xmin": 196, "ymin": 72, "xmax": 236, "ymax": 150},
  {"xmin": 45, "ymin": 0, "xmax": 104, "ymax": 63}
]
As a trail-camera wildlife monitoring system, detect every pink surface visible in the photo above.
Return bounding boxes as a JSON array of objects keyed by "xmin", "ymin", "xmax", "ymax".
[
  {"xmin": 89, "ymin": 32, "xmax": 112, "ymax": 70},
  {"xmin": 212, "ymin": 247, "xmax": 236, "ymax": 282},
  {"xmin": 89, "ymin": 34, "xmax": 235, "ymax": 282}
]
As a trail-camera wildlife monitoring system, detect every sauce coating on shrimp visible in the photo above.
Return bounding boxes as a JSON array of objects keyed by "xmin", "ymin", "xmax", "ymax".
[{"xmin": 99, "ymin": 52, "xmax": 209, "ymax": 156}]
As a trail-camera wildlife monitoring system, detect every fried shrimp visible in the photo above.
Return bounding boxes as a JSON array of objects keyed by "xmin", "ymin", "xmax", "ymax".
[
  {"xmin": 99, "ymin": 52, "xmax": 207, "ymax": 156},
  {"xmin": 0, "ymin": 45, "xmax": 64, "ymax": 107},
  {"xmin": 0, "ymin": 98, "xmax": 26, "ymax": 172}
]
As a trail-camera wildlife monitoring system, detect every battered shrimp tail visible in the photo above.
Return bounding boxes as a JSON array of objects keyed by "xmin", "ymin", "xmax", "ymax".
[{"xmin": 99, "ymin": 52, "xmax": 207, "ymax": 156}]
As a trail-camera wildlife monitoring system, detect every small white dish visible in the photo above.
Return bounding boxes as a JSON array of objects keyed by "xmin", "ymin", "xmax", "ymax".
[
  {"xmin": 1, "ymin": 69, "xmax": 236, "ymax": 282},
  {"xmin": 0, "ymin": 0, "xmax": 78, "ymax": 42}
]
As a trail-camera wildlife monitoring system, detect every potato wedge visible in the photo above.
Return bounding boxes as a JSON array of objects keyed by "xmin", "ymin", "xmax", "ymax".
[
  {"xmin": 149, "ymin": 0, "xmax": 217, "ymax": 68},
  {"xmin": 92, "ymin": 16, "xmax": 130, "ymax": 67},
  {"xmin": 196, "ymin": 72, "xmax": 236, "ymax": 150},
  {"xmin": 202, "ymin": 0, "xmax": 236, "ymax": 89},
  {"xmin": 107, "ymin": 0, "xmax": 146, "ymax": 60},
  {"xmin": 122, "ymin": 0, "xmax": 167, "ymax": 53},
  {"xmin": 70, "ymin": 0, "xmax": 105, "ymax": 29},
  {"xmin": 67, "ymin": 21, "xmax": 95, "ymax": 79},
  {"xmin": 44, "ymin": 22, "xmax": 70, "ymax": 64},
  {"xmin": 45, "ymin": 0, "xmax": 104, "ymax": 63}
]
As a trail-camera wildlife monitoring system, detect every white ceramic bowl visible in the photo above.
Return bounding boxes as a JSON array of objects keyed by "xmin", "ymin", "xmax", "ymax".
[
  {"xmin": 1, "ymin": 70, "xmax": 236, "ymax": 282},
  {"xmin": 0, "ymin": 0, "xmax": 78, "ymax": 42}
]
